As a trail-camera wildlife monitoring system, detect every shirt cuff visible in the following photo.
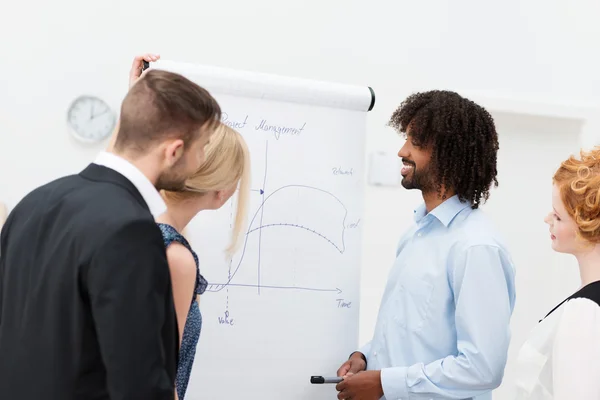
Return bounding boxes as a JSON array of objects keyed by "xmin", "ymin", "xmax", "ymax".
[
  {"xmin": 381, "ymin": 366, "xmax": 409, "ymax": 399},
  {"xmin": 358, "ymin": 342, "xmax": 371, "ymax": 359}
]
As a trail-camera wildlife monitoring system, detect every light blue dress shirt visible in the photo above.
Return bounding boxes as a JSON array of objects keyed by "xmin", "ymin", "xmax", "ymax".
[{"xmin": 360, "ymin": 195, "xmax": 516, "ymax": 400}]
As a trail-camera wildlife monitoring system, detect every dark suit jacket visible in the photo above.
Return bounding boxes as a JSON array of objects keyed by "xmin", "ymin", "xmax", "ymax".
[{"xmin": 0, "ymin": 164, "xmax": 178, "ymax": 400}]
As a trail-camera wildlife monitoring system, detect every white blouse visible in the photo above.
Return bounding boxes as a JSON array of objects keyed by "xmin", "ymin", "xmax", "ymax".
[{"xmin": 514, "ymin": 291, "xmax": 600, "ymax": 399}]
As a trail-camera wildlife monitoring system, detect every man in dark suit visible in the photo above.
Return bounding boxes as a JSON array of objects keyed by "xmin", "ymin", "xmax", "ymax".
[{"xmin": 0, "ymin": 66, "xmax": 221, "ymax": 400}]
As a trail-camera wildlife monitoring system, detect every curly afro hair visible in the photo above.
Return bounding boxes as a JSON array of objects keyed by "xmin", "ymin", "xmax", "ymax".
[{"xmin": 388, "ymin": 90, "xmax": 499, "ymax": 209}]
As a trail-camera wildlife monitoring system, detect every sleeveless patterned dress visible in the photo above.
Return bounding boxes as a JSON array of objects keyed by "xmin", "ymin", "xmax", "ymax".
[{"xmin": 157, "ymin": 223, "xmax": 208, "ymax": 400}]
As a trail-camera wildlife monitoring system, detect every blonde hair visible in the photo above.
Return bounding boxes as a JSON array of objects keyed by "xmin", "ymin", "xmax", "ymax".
[
  {"xmin": 165, "ymin": 123, "xmax": 251, "ymax": 255},
  {"xmin": 553, "ymin": 146, "xmax": 600, "ymax": 244},
  {"xmin": 0, "ymin": 202, "xmax": 7, "ymax": 230}
]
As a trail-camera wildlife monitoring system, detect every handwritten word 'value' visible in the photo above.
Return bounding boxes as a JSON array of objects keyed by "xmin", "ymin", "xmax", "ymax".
[{"xmin": 218, "ymin": 311, "xmax": 234, "ymax": 326}]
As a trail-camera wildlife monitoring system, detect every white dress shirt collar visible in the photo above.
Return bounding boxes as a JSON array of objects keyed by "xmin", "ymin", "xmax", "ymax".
[{"xmin": 93, "ymin": 151, "xmax": 167, "ymax": 218}]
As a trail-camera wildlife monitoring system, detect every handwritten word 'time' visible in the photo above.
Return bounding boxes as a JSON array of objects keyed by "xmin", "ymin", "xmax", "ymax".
[
  {"xmin": 336, "ymin": 299, "xmax": 352, "ymax": 308},
  {"xmin": 255, "ymin": 120, "xmax": 305, "ymax": 140},
  {"xmin": 218, "ymin": 311, "xmax": 234, "ymax": 326},
  {"xmin": 332, "ymin": 167, "xmax": 353, "ymax": 176},
  {"xmin": 222, "ymin": 113, "xmax": 248, "ymax": 130}
]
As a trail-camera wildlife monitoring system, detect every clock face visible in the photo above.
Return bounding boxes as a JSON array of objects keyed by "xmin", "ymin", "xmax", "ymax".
[{"xmin": 67, "ymin": 95, "xmax": 116, "ymax": 144}]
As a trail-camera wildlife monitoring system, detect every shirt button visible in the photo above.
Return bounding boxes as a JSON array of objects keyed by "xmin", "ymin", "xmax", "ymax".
[
  {"xmin": 373, "ymin": 351, "xmax": 377, "ymax": 356},
  {"xmin": 417, "ymin": 232, "xmax": 422, "ymax": 237}
]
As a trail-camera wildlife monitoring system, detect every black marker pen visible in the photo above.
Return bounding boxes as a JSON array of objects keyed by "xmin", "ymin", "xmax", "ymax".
[{"xmin": 310, "ymin": 376, "xmax": 343, "ymax": 384}]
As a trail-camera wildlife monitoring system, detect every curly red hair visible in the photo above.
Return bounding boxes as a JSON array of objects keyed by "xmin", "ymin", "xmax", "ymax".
[{"xmin": 553, "ymin": 146, "xmax": 600, "ymax": 243}]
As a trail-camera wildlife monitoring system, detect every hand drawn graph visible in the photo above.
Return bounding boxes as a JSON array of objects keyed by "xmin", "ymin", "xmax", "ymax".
[{"xmin": 206, "ymin": 140, "xmax": 349, "ymax": 298}]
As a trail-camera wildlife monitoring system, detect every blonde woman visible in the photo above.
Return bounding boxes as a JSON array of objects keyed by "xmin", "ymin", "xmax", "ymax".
[
  {"xmin": 158, "ymin": 122, "xmax": 250, "ymax": 400},
  {"xmin": 109, "ymin": 54, "xmax": 250, "ymax": 399},
  {"xmin": 514, "ymin": 147, "xmax": 600, "ymax": 399}
]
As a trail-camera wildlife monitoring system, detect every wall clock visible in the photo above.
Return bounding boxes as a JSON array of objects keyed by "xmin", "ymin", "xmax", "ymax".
[{"xmin": 67, "ymin": 95, "xmax": 116, "ymax": 144}]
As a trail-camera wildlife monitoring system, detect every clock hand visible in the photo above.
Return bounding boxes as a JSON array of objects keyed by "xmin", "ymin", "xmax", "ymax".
[
  {"xmin": 90, "ymin": 103, "xmax": 95, "ymax": 120},
  {"xmin": 92, "ymin": 108, "xmax": 109, "ymax": 119}
]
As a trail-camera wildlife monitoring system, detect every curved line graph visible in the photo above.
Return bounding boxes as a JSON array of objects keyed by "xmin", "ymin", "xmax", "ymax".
[
  {"xmin": 247, "ymin": 223, "xmax": 344, "ymax": 253},
  {"xmin": 253, "ymin": 184, "xmax": 348, "ymax": 252},
  {"xmin": 207, "ymin": 141, "xmax": 349, "ymax": 294},
  {"xmin": 207, "ymin": 184, "xmax": 347, "ymax": 292}
]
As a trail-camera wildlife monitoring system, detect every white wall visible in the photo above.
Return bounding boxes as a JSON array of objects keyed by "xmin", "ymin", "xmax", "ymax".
[
  {"xmin": 481, "ymin": 112, "xmax": 584, "ymax": 398},
  {"xmin": 2, "ymin": 1, "xmax": 600, "ymax": 398}
]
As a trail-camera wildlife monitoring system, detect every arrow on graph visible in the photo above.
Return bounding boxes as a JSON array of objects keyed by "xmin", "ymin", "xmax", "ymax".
[
  {"xmin": 251, "ymin": 189, "xmax": 264, "ymax": 195},
  {"xmin": 209, "ymin": 283, "xmax": 342, "ymax": 294}
]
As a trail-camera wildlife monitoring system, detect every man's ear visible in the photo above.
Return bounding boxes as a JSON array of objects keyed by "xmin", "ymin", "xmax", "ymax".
[{"xmin": 163, "ymin": 139, "xmax": 185, "ymax": 167}]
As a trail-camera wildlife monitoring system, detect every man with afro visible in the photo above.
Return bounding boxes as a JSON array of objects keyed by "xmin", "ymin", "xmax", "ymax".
[{"xmin": 336, "ymin": 90, "xmax": 516, "ymax": 400}]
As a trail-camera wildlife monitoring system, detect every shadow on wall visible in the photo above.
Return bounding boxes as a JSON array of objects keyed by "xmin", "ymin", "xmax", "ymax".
[
  {"xmin": 492, "ymin": 111, "xmax": 585, "ymax": 138},
  {"xmin": 483, "ymin": 109, "xmax": 584, "ymax": 400}
]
